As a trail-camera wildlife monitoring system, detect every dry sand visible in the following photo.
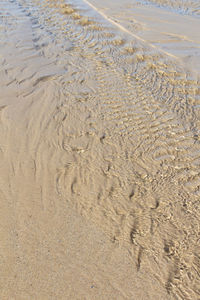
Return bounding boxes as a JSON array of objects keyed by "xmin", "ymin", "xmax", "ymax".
[{"xmin": 0, "ymin": 0, "xmax": 200, "ymax": 299}]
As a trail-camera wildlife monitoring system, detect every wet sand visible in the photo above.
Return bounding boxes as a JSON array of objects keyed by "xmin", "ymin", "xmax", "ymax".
[{"xmin": 0, "ymin": 0, "xmax": 200, "ymax": 299}]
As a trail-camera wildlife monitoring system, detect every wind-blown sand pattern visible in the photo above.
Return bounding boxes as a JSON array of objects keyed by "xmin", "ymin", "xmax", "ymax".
[
  {"xmin": 136, "ymin": 0, "xmax": 200, "ymax": 16},
  {"xmin": 0, "ymin": 0, "xmax": 200, "ymax": 299}
]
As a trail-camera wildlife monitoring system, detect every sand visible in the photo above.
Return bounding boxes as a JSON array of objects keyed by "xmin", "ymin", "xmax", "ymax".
[{"xmin": 0, "ymin": 0, "xmax": 200, "ymax": 299}]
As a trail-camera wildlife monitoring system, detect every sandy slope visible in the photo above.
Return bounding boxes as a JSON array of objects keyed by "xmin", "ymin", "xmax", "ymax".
[{"xmin": 0, "ymin": 0, "xmax": 200, "ymax": 299}]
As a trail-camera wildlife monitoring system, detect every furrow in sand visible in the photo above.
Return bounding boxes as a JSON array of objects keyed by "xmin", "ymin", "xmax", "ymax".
[{"xmin": 0, "ymin": 0, "xmax": 200, "ymax": 299}]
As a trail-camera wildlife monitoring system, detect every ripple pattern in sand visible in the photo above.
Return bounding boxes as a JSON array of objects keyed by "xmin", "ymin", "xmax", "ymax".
[{"xmin": 0, "ymin": 0, "xmax": 200, "ymax": 299}]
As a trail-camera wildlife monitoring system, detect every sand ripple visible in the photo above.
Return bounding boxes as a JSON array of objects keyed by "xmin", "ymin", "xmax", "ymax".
[{"xmin": 0, "ymin": 0, "xmax": 200, "ymax": 299}]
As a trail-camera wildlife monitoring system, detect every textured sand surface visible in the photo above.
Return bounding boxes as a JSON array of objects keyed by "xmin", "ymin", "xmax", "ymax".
[{"xmin": 0, "ymin": 0, "xmax": 200, "ymax": 299}]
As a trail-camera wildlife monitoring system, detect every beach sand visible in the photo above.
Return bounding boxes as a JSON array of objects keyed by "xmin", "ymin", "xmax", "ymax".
[{"xmin": 0, "ymin": 0, "xmax": 200, "ymax": 299}]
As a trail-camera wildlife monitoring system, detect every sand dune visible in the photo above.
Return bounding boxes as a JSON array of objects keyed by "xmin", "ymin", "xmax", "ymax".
[{"xmin": 0, "ymin": 0, "xmax": 200, "ymax": 299}]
